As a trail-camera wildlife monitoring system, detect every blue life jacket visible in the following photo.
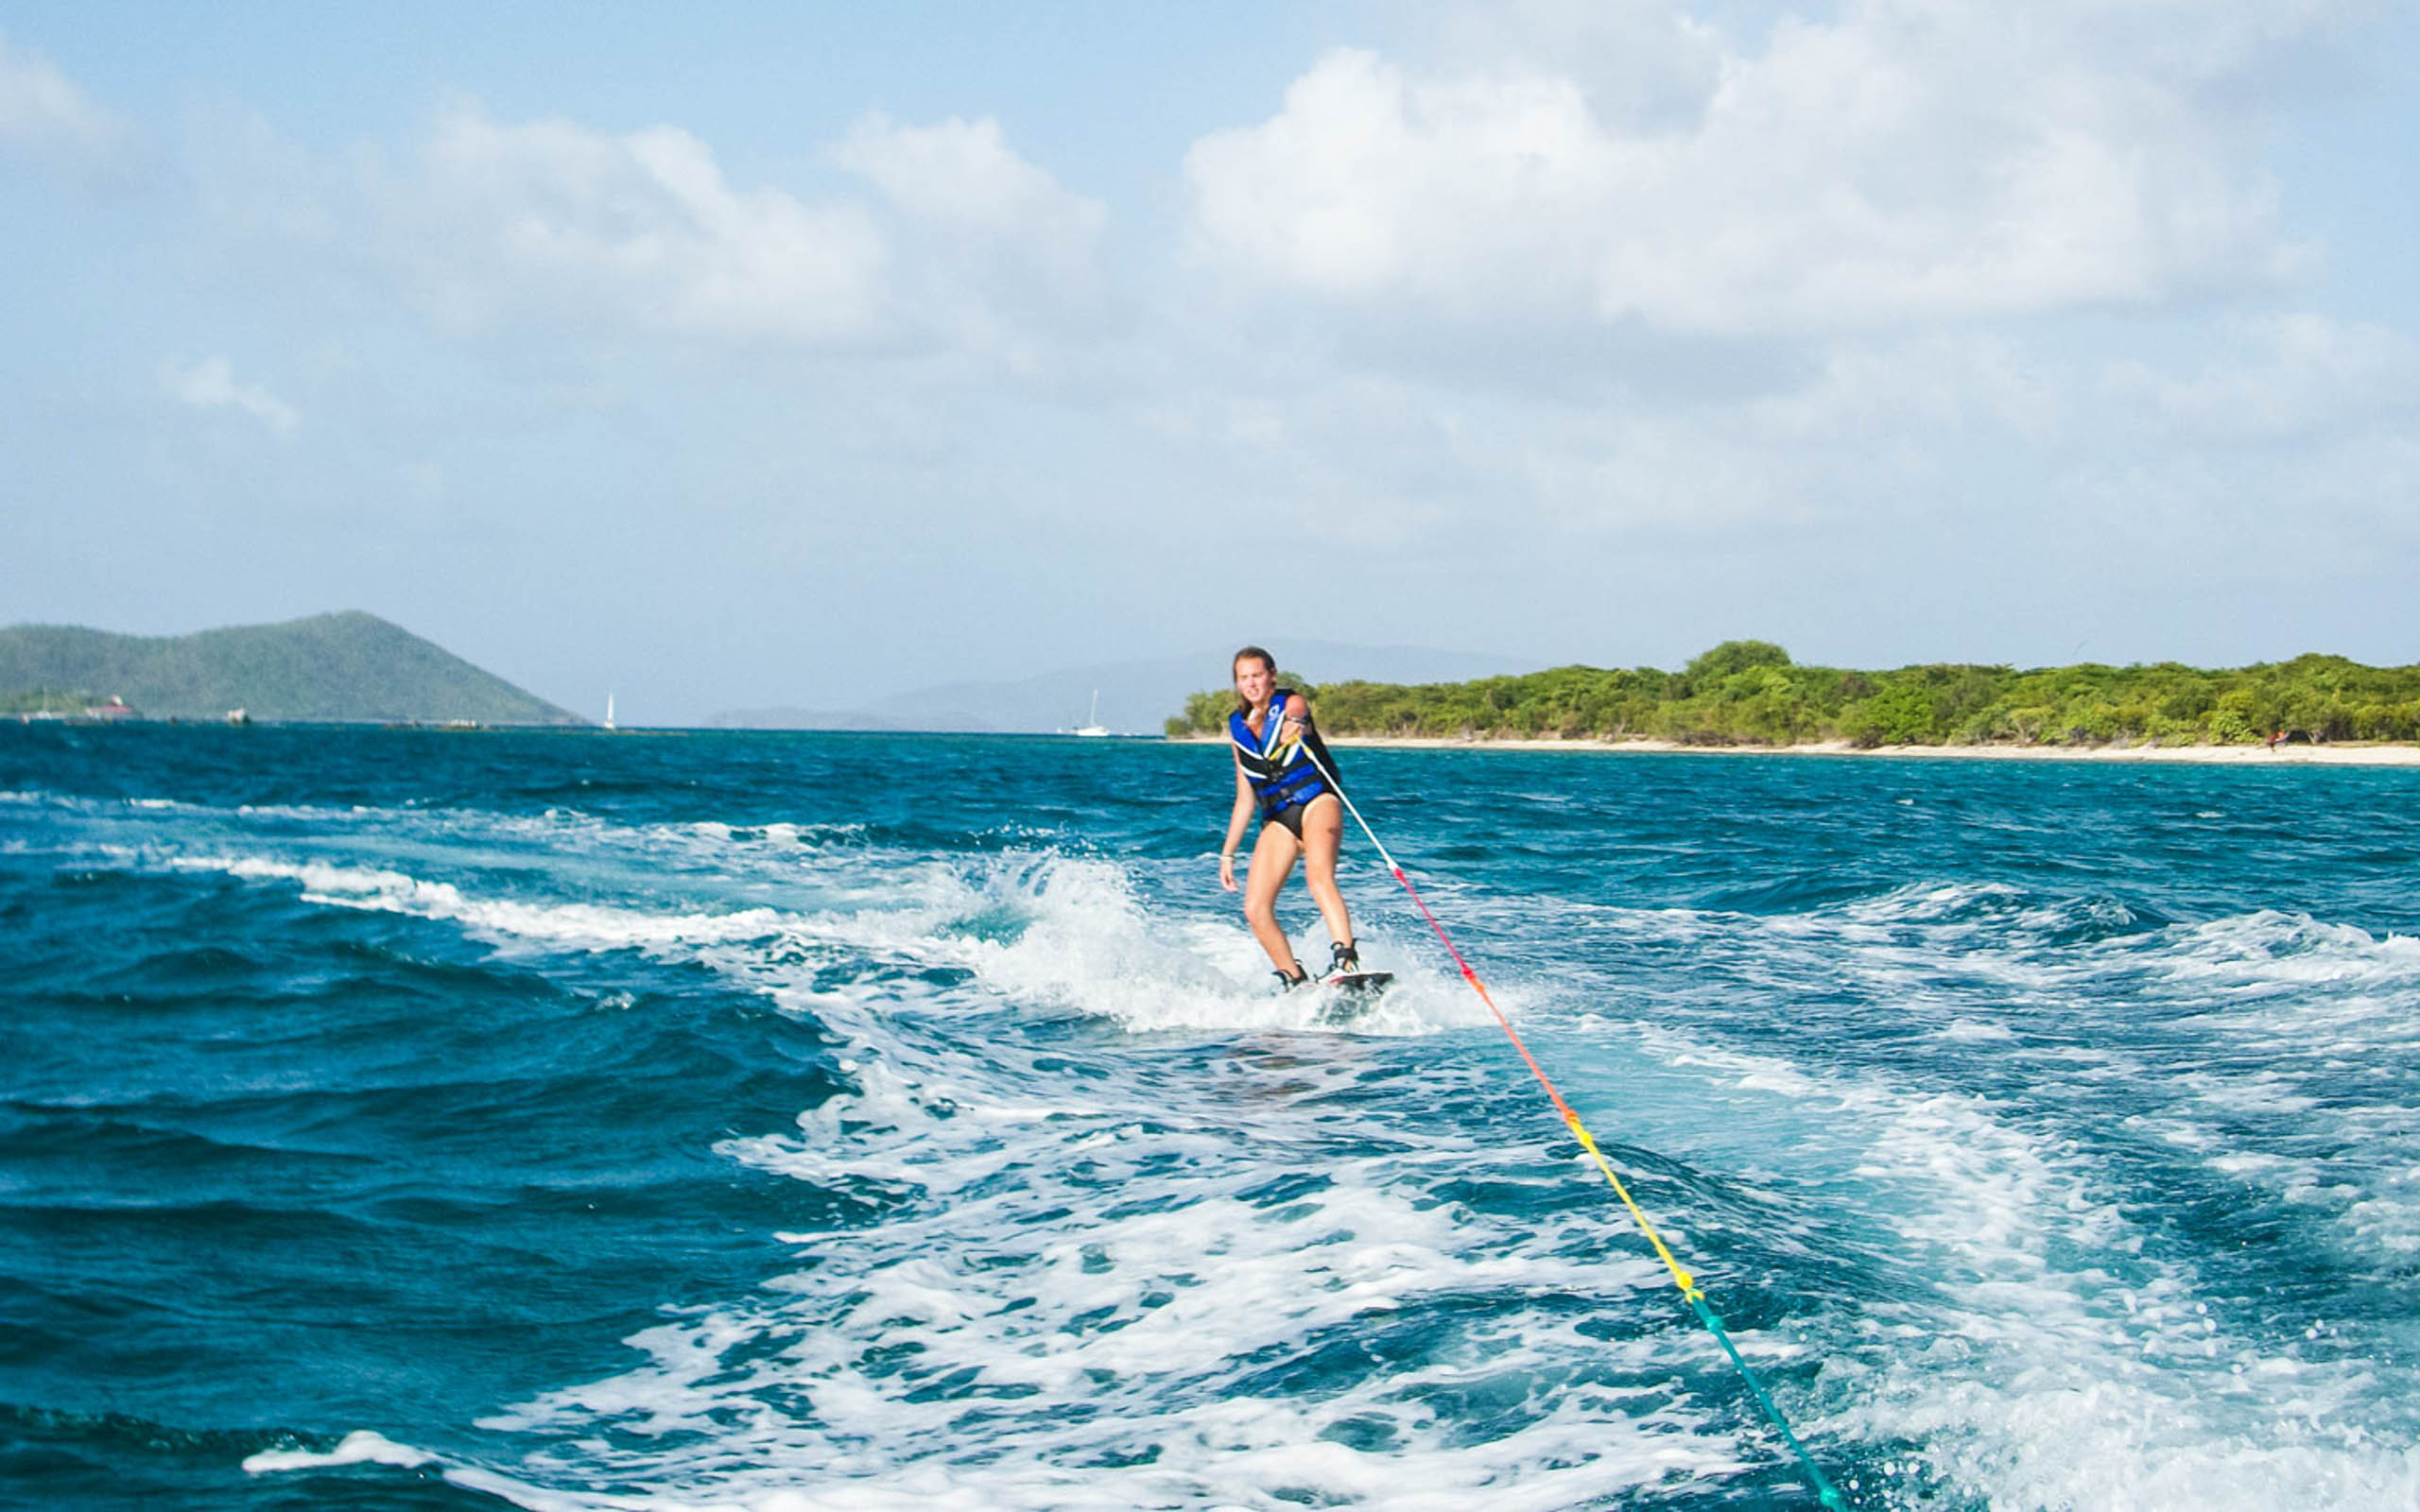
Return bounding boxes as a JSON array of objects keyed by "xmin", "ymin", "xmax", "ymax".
[{"xmin": 1229, "ymin": 690, "xmax": 1339, "ymax": 817}]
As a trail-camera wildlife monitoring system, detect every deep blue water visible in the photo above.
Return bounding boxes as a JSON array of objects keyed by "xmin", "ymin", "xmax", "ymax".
[{"xmin": 5, "ymin": 727, "xmax": 2419, "ymax": 1509}]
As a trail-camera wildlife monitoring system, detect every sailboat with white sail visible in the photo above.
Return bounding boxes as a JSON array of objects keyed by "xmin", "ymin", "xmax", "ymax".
[{"xmin": 1072, "ymin": 690, "xmax": 1109, "ymax": 737}]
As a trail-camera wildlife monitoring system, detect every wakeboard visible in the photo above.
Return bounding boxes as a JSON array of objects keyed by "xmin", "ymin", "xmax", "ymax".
[
  {"xmin": 1322, "ymin": 971, "xmax": 1393, "ymax": 995},
  {"xmin": 1315, "ymin": 971, "xmax": 1393, "ymax": 1023}
]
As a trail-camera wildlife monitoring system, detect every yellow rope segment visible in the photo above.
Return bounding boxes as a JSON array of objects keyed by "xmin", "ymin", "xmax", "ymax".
[{"xmin": 1566, "ymin": 1117, "xmax": 1701, "ymax": 1299}]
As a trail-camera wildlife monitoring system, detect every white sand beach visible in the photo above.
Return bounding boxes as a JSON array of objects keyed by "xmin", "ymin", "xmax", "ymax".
[{"xmin": 1301, "ymin": 736, "xmax": 2420, "ymax": 766}]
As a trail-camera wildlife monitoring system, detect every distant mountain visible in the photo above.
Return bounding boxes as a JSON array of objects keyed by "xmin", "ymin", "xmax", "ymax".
[
  {"xmin": 711, "ymin": 641, "xmax": 1535, "ymax": 734},
  {"xmin": 0, "ymin": 611, "xmax": 581, "ymax": 725}
]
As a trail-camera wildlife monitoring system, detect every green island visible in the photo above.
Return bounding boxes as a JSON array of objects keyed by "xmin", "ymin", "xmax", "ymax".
[
  {"xmin": 1167, "ymin": 641, "xmax": 2420, "ymax": 747},
  {"xmin": 0, "ymin": 611, "xmax": 580, "ymax": 726}
]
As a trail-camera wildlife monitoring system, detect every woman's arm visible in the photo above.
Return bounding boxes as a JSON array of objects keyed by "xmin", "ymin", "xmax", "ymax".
[{"xmin": 1219, "ymin": 754, "xmax": 1254, "ymax": 891}]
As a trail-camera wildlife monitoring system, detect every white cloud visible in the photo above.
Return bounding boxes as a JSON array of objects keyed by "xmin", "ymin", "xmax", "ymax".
[
  {"xmin": 1184, "ymin": 3, "xmax": 2329, "ymax": 336},
  {"xmin": 1408, "ymin": 0, "xmax": 1725, "ymax": 131},
  {"xmin": 827, "ymin": 112, "xmax": 1113, "ymax": 358},
  {"xmin": 380, "ymin": 107, "xmax": 891, "ymax": 345},
  {"xmin": 0, "ymin": 28, "xmax": 136, "ymax": 178},
  {"xmin": 830, "ymin": 112, "xmax": 1104, "ymax": 284},
  {"xmin": 1749, "ymin": 333, "xmax": 2070, "ymax": 447},
  {"xmin": 161, "ymin": 356, "xmax": 300, "ymax": 435},
  {"xmin": 2105, "ymin": 313, "xmax": 2420, "ymax": 439},
  {"xmin": 239, "ymin": 102, "xmax": 1113, "ymax": 362}
]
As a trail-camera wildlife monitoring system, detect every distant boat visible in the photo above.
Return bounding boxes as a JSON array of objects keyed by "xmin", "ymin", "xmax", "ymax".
[
  {"xmin": 604, "ymin": 692, "xmax": 616, "ymax": 731},
  {"xmin": 1072, "ymin": 690, "xmax": 1110, "ymax": 738}
]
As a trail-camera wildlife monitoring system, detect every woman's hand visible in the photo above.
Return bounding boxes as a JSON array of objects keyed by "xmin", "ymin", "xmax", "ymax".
[
  {"xmin": 1276, "ymin": 694, "xmax": 1309, "ymax": 746},
  {"xmin": 1219, "ymin": 851, "xmax": 1237, "ymax": 891}
]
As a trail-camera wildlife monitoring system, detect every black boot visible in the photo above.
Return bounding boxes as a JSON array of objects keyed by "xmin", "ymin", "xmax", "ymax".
[
  {"xmin": 1327, "ymin": 939, "xmax": 1360, "ymax": 981},
  {"xmin": 1273, "ymin": 962, "xmax": 1309, "ymax": 991}
]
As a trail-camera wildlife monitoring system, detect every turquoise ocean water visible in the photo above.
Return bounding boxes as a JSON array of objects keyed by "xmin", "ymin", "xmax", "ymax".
[{"xmin": 5, "ymin": 727, "xmax": 2418, "ymax": 1509}]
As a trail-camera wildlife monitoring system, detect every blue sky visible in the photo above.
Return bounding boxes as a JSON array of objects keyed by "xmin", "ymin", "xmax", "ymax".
[{"xmin": 5, "ymin": 2, "xmax": 2416, "ymax": 723}]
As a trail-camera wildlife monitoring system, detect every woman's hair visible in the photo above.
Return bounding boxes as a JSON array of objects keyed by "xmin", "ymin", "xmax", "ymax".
[{"xmin": 1232, "ymin": 645, "xmax": 1275, "ymax": 713}]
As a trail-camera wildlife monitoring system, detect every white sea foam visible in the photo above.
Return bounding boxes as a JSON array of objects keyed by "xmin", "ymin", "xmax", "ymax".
[
  {"xmin": 159, "ymin": 827, "xmax": 1489, "ymax": 1041},
  {"xmin": 899, "ymin": 853, "xmax": 1486, "ymax": 1038},
  {"xmin": 165, "ymin": 817, "xmax": 1643, "ymax": 1501},
  {"xmin": 1937, "ymin": 1018, "xmax": 2017, "ymax": 1043},
  {"xmin": 1628, "ymin": 1027, "xmax": 2420, "ymax": 1510},
  {"xmin": 165, "ymin": 853, "xmax": 789, "ymax": 950},
  {"xmin": 243, "ymin": 1429, "xmax": 433, "ymax": 1474},
  {"xmin": 2159, "ymin": 910, "xmax": 2420, "ymax": 988},
  {"xmin": 1607, "ymin": 885, "xmax": 2420, "ymax": 1286},
  {"xmin": 468, "ymin": 1029, "xmax": 1749, "ymax": 1511},
  {"xmin": 1560, "ymin": 887, "xmax": 2420, "ymax": 1122},
  {"xmin": 143, "ymin": 823, "xmax": 1754, "ymax": 1506}
]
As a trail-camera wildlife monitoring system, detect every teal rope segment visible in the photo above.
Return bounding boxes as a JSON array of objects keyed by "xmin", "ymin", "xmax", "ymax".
[{"xmin": 1688, "ymin": 1294, "xmax": 1846, "ymax": 1509}]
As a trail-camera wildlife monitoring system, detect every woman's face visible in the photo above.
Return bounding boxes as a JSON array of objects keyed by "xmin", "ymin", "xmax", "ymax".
[{"xmin": 1234, "ymin": 656, "xmax": 1274, "ymax": 707}]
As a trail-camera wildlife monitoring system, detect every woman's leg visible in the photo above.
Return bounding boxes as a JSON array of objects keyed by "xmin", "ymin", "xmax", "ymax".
[
  {"xmin": 1242, "ymin": 819, "xmax": 1303, "ymax": 974},
  {"xmin": 1298, "ymin": 796, "xmax": 1354, "ymax": 952}
]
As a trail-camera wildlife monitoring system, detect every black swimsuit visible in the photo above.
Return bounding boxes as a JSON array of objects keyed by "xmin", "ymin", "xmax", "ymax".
[{"xmin": 1263, "ymin": 789, "xmax": 1339, "ymax": 840}]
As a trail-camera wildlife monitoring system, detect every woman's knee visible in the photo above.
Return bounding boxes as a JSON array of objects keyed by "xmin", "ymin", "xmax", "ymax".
[{"xmin": 1243, "ymin": 893, "xmax": 1278, "ymax": 927}]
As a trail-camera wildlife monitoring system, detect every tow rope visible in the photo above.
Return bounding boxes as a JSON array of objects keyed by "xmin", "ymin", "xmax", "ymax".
[{"xmin": 1296, "ymin": 739, "xmax": 1846, "ymax": 1508}]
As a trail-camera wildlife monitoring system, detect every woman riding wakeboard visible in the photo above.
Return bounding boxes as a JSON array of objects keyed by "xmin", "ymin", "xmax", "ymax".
[{"xmin": 1217, "ymin": 646, "xmax": 1361, "ymax": 989}]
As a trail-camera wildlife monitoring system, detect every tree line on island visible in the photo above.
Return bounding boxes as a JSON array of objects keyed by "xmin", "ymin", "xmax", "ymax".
[{"xmin": 1168, "ymin": 642, "xmax": 2420, "ymax": 747}]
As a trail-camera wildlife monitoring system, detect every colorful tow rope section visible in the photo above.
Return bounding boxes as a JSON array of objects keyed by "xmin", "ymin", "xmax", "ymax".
[{"xmin": 1298, "ymin": 743, "xmax": 1846, "ymax": 1509}]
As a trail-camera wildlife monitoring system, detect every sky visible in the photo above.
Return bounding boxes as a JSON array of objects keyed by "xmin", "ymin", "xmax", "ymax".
[{"xmin": 4, "ymin": 1, "xmax": 2417, "ymax": 725}]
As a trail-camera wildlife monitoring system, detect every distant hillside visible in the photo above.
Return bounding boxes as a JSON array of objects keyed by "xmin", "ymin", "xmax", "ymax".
[
  {"xmin": 0, "ymin": 612, "xmax": 581, "ymax": 725},
  {"xmin": 714, "ymin": 641, "xmax": 1533, "ymax": 733}
]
